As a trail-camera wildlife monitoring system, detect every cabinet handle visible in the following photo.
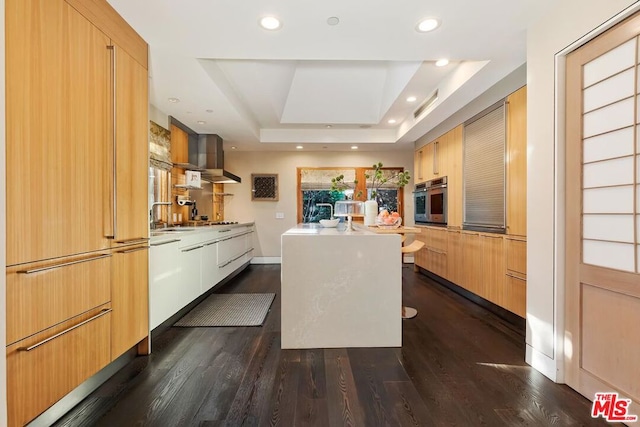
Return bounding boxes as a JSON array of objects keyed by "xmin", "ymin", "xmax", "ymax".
[
  {"xmin": 218, "ymin": 248, "xmax": 254, "ymax": 268},
  {"xmin": 18, "ymin": 253, "xmax": 112, "ymax": 274},
  {"xmin": 481, "ymin": 234, "xmax": 503, "ymax": 239},
  {"xmin": 116, "ymin": 246, "xmax": 149, "ymax": 254},
  {"xmin": 18, "ymin": 309, "xmax": 112, "ymax": 352},
  {"xmin": 219, "ymin": 229, "xmax": 232, "ymax": 233},
  {"xmin": 428, "ymin": 248, "xmax": 446, "ymax": 255},
  {"xmin": 106, "ymin": 45, "xmax": 117, "ymax": 239},
  {"xmin": 434, "ymin": 141, "xmax": 438, "ymax": 175},
  {"xmin": 115, "ymin": 237, "xmax": 149, "ymax": 244},
  {"xmin": 506, "ymin": 272, "xmax": 526, "ymax": 281},
  {"xmin": 181, "ymin": 245, "xmax": 203, "ymax": 252},
  {"xmin": 418, "ymin": 150, "xmax": 423, "ymax": 180},
  {"xmin": 150, "ymin": 239, "xmax": 181, "ymax": 246}
]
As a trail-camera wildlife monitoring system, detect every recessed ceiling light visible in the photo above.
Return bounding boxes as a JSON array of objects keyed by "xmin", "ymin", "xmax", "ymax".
[
  {"xmin": 387, "ymin": 119, "xmax": 397, "ymax": 124},
  {"xmin": 260, "ymin": 16, "xmax": 281, "ymax": 30},
  {"xmin": 326, "ymin": 124, "xmax": 332, "ymax": 128},
  {"xmin": 406, "ymin": 96, "xmax": 417, "ymax": 103},
  {"xmin": 206, "ymin": 109, "xmax": 214, "ymax": 113},
  {"xmin": 327, "ymin": 16, "xmax": 340, "ymax": 26},
  {"xmin": 359, "ymin": 125, "xmax": 371, "ymax": 129},
  {"xmin": 351, "ymin": 146, "xmax": 359, "ymax": 150},
  {"xmin": 296, "ymin": 145, "xmax": 303, "ymax": 149},
  {"xmin": 416, "ymin": 18, "xmax": 440, "ymax": 33},
  {"xmin": 168, "ymin": 97, "xmax": 180, "ymax": 103},
  {"xmin": 435, "ymin": 58, "xmax": 449, "ymax": 67},
  {"xmin": 197, "ymin": 120, "xmax": 206, "ymax": 125},
  {"xmin": 231, "ymin": 146, "xmax": 237, "ymax": 150}
]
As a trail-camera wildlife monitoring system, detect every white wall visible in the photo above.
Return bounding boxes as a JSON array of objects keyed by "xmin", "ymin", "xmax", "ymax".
[
  {"xmin": 224, "ymin": 150, "xmax": 414, "ymax": 260},
  {"xmin": 1, "ymin": 0, "xmax": 7, "ymax": 422},
  {"xmin": 526, "ymin": 0, "xmax": 638, "ymax": 381}
]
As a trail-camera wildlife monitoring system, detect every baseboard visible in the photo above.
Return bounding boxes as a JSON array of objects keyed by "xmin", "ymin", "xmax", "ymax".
[
  {"xmin": 251, "ymin": 256, "xmax": 281, "ymax": 264},
  {"xmin": 526, "ymin": 344, "xmax": 560, "ymax": 382},
  {"xmin": 417, "ymin": 267, "xmax": 526, "ymax": 334}
]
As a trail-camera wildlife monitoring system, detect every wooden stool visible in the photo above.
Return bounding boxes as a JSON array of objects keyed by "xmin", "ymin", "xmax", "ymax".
[{"xmin": 400, "ymin": 240, "xmax": 425, "ymax": 319}]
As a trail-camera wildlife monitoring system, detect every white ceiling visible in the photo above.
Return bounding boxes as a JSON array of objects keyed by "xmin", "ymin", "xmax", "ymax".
[{"xmin": 107, "ymin": 0, "xmax": 553, "ymax": 151}]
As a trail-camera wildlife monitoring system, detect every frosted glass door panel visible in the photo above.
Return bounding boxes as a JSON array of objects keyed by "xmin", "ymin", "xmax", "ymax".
[
  {"xmin": 583, "ymin": 214, "xmax": 634, "ymax": 243},
  {"xmin": 583, "ymin": 39, "xmax": 635, "ymax": 87},
  {"xmin": 583, "ymin": 240, "xmax": 635, "ymax": 272},
  {"xmin": 583, "ymin": 186, "xmax": 634, "ymax": 213},
  {"xmin": 583, "ymin": 98, "xmax": 634, "ymax": 138},
  {"xmin": 584, "ymin": 68, "xmax": 634, "ymax": 113},
  {"xmin": 584, "ymin": 127, "xmax": 634, "ymax": 163},
  {"xmin": 583, "ymin": 157, "xmax": 634, "ymax": 188}
]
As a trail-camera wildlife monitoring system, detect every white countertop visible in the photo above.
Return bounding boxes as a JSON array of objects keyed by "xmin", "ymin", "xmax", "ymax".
[
  {"xmin": 150, "ymin": 222, "xmax": 254, "ymax": 243},
  {"xmin": 283, "ymin": 223, "xmax": 383, "ymax": 236}
]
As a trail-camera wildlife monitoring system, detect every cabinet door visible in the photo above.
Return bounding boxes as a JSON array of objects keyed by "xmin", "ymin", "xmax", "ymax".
[
  {"xmin": 113, "ymin": 43, "xmax": 149, "ymax": 245},
  {"xmin": 446, "ymin": 126, "xmax": 464, "ymax": 227},
  {"xmin": 446, "ymin": 230, "xmax": 463, "ymax": 284},
  {"xmin": 180, "ymin": 244, "xmax": 204, "ymax": 306},
  {"xmin": 6, "ymin": 0, "xmax": 111, "ymax": 265},
  {"xmin": 201, "ymin": 240, "xmax": 220, "ymax": 293},
  {"xmin": 7, "ymin": 306, "xmax": 111, "ymax": 427},
  {"xmin": 413, "ymin": 230, "xmax": 428, "ymax": 269},
  {"xmin": 111, "ymin": 245, "xmax": 149, "ymax": 359},
  {"xmin": 461, "ymin": 233, "xmax": 482, "ymax": 294},
  {"xmin": 480, "ymin": 234, "xmax": 505, "ymax": 305},
  {"xmin": 422, "ymin": 143, "xmax": 435, "ymax": 181},
  {"xmin": 414, "ymin": 148, "xmax": 425, "ymax": 183},
  {"xmin": 433, "ymin": 137, "xmax": 448, "ymax": 178},
  {"xmin": 149, "ymin": 239, "xmax": 182, "ymax": 330},
  {"xmin": 506, "ymin": 86, "xmax": 527, "ymax": 237}
]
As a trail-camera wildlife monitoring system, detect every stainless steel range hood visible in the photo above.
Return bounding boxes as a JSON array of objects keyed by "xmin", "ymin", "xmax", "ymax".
[{"xmin": 174, "ymin": 133, "xmax": 241, "ymax": 184}]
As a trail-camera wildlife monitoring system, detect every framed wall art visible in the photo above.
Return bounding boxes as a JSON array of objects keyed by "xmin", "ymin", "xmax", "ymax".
[{"xmin": 251, "ymin": 173, "xmax": 279, "ymax": 201}]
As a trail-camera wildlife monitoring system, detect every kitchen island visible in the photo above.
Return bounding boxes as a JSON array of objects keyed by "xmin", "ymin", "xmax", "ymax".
[{"xmin": 281, "ymin": 223, "xmax": 402, "ymax": 349}]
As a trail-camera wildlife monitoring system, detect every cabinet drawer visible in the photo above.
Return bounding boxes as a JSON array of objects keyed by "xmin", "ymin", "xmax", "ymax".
[
  {"xmin": 504, "ymin": 274, "xmax": 527, "ymax": 318},
  {"xmin": 6, "ymin": 306, "xmax": 112, "ymax": 427},
  {"xmin": 506, "ymin": 238, "xmax": 527, "ymax": 276},
  {"xmin": 6, "ymin": 253, "xmax": 111, "ymax": 345}
]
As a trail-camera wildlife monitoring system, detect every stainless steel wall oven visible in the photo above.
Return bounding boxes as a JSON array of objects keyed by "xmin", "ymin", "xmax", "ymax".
[{"xmin": 414, "ymin": 177, "xmax": 447, "ymax": 225}]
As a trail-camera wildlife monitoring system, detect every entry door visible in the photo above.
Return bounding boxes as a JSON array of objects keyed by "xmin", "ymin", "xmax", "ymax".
[{"xmin": 565, "ymin": 13, "xmax": 640, "ymax": 409}]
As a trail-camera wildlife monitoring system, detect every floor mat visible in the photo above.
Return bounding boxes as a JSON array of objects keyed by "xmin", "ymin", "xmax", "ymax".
[{"xmin": 174, "ymin": 293, "xmax": 276, "ymax": 327}]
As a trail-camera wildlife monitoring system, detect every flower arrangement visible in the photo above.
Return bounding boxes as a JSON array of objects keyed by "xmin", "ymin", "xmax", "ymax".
[{"xmin": 330, "ymin": 174, "xmax": 362, "ymax": 199}]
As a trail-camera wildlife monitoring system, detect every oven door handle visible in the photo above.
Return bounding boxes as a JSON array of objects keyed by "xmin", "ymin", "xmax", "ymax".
[{"xmin": 428, "ymin": 184, "xmax": 447, "ymax": 190}]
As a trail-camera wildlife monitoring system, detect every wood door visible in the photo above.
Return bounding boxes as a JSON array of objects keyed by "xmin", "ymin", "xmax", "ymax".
[
  {"xmin": 506, "ymin": 86, "xmax": 527, "ymax": 237},
  {"xmin": 113, "ymin": 42, "xmax": 149, "ymax": 245},
  {"xmin": 565, "ymin": 13, "xmax": 640, "ymax": 409},
  {"xmin": 461, "ymin": 232, "xmax": 482, "ymax": 294},
  {"xmin": 6, "ymin": 0, "xmax": 112, "ymax": 265},
  {"xmin": 6, "ymin": 305, "xmax": 111, "ymax": 427},
  {"xmin": 111, "ymin": 245, "xmax": 149, "ymax": 359},
  {"xmin": 446, "ymin": 230, "xmax": 463, "ymax": 284},
  {"xmin": 446, "ymin": 125, "xmax": 464, "ymax": 228},
  {"xmin": 480, "ymin": 234, "xmax": 505, "ymax": 306}
]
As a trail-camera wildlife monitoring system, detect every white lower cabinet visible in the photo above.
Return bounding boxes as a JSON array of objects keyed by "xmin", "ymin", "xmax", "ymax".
[
  {"xmin": 201, "ymin": 238, "xmax": 219, "ymax": 293},
  {"xmin": 149, "ymin": 239, "xmax": 181, "ymax": 330},
  {"xmin": 149, "ymin": 224, "xmax": 255, "ymax": 330}
]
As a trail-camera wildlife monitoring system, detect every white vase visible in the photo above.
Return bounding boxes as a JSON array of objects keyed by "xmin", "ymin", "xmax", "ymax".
[{"xmin": 364, "ymin": 199, "xmax": 378, "ymax": 226}]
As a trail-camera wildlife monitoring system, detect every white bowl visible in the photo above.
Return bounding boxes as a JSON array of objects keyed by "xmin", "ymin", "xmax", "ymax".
[{"xmin": 319, "ymin": 218, "xmax": 340, "ymax": 228}]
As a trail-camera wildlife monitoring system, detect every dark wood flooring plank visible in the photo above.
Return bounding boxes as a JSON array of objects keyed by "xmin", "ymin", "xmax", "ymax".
[
  {"xmin": 324, "ymin": 348, "xmax": 366, "ymax": 427},
  {"xmin": 260, "ymin": 349, "xmax": 301, "ymax": 426},
  {"xmin": 384, "ymin": 381, "xmax": 436, "ymax": 426},
  {"xmin": 294, "ymin": 350, "xmax": 330, "ymax": 427},
  {"xmin": 223, "ymin": 332, "xmax": 281, "ymax": 426}
]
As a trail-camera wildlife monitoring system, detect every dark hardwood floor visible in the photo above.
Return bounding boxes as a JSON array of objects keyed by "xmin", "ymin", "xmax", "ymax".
[{"xmin": 54, "ymin": 264, "xmax": 612, "ymax": 426}]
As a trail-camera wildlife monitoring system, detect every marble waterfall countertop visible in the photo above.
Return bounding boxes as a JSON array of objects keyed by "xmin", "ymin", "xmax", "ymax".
[{"xmin": 281, "ymin": 222, "xmax": 402, "ymax": 349}]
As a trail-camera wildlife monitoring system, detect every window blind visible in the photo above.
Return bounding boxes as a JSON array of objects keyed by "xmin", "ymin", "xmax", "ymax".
[
  {"xmin": 463, "ymin": 103, "xmax": 506, "ymax": 231},
  {"xmin": 300, "ymin": 169, "xmax": 355, "ymax": 190}
]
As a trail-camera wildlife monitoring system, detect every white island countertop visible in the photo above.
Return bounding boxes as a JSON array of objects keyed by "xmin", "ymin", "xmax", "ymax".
[{"xmin": 281, "ymin": 223, "xmax": 402, "ymax": 349}]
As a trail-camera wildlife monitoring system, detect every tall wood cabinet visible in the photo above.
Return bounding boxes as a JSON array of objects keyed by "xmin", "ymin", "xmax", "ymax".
[
  {"xmin": 506, "ymin": 86, "xmax": 527, "ymax": 237},
  {"xmin": 5, "ymin": 0, "xmax": 149, "ymax": 425}
]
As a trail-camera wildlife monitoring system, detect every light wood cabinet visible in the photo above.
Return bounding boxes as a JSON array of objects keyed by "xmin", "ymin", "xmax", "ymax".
[
  {"xmin": 461, "ymin": 233, "xmax": 482, "ymax": 294},
  {"xmin": 446, "ymin": 126, "xmax": 464, "ymax": 228},
  {"xmin": 505, "ymin": 237, "xmax": 527, "ymax": 317},
  {"xmin": 111, "ymin": 245, "xmax": 149, "ymax": 360},
  {"xmin": 506, "ymin": 86, "xmax": 527, "ymax": 237},
  {"xmin": 6, "ymin": 254, "xmax": 111, "ymax": 345},
  {"xmin": 480, "ymin": 234, "xmax": 505, "ymax": 306},
  {"xmin": 446, "ymin": 230, "xmax": 463, "ymax": 284},
  {"xmin": 6, "ymin": 0, "xmax": 150, "ymax": 424},
  {"xmin": 6, "ymin": 305, "xmax": 112, "ymax": 427},
  {"xmin": 113, "ymin": 43, "xmax": 150, "ymax": 245},
  {"xmin": 415, "ymin": 227, "xmax": 447, "ymax": 277},
  {"xmin": 6, "ymin": 0, "xmax": 112, "ymax": 265}
]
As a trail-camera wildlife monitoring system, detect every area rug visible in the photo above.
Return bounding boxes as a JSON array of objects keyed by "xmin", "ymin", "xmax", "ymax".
[{"xmin": 174, "ymin": 293, "xmax": 276, "ymax": 327}]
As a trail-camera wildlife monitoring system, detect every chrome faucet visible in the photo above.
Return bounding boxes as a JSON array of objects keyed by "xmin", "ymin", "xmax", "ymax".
[
  {"xmin": 150, "ymin": 202, "xmax": 172, "ymax": 228},
  {"xmin": 316, "ymin": 203, "xmax": 334, "ymax": 219}
]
